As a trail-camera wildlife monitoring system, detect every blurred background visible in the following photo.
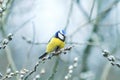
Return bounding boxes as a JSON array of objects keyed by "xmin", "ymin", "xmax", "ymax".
[{"xmin": 0, "ymin": 0, "xmax": 120, "ymax": 80}]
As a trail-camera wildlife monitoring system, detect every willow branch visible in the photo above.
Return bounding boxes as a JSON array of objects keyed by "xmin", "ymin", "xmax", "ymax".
[
  {"xmin": 0, "ymin": 0, "xmax": 19, "ymax": 79},
  {"xmin": 24, "ymin": 46, "xmax": 73, "ymax": 80}
]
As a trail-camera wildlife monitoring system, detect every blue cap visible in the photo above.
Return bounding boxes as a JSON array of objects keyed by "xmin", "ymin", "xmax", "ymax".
[{"xmin": 59, "ymin": 30, "xmax": 65, "ymax": 35}]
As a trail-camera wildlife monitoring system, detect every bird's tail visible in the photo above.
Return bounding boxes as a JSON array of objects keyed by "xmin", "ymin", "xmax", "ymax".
[{"xmin": 39, "ymin": 52, "xmax": 47, "ymax": 59}]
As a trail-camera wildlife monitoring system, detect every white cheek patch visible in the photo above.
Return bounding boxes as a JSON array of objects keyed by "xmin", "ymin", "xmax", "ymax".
[{"xmin": 58, "ymin": 33, "xmax": 64, "ymax": 40}]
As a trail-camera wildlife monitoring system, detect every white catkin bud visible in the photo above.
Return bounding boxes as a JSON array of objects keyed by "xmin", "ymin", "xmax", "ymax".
[
  {"xmin": 6, "ymin": 68, "xmax": 11, "ymax": 74},
  {"xmin": 7, "ymin": 33, "xmax": 13, "ymax": 41},
  {"xmin": 102, "ymin": 49, "xmax": 109, "ymax": 53},
  {"xmin": 20, "ymin": 75, "xmax": 24, "ymax": 78},
  {"xmin": 20, "ymin": 70, "xmax": 26, "ymax": 75},
  {"xmin": 65, "ymin": 76, "xmax": 69, "ymax": 80},
  {"xmin": 107, "ymin": 55, "xmax": 115, "ymax": 62},
  {"xmin": 73, "ymin": 63, "xmax": 78, "ymax": 68},
  {"xmin": 40, "ymin": 69, "xmax": 45, "ymax": 75},
  {"xmin": 7, "ymin": 33, "xmax": 13, "ymax": 36},
  {"xmin": 102, "ymin": 49, "xmax": 109, "ymax": 57},
  {"xmin": 74, "ymin": 57, "xmax": 78, "ymax": 62},
  {"xmin": 15, "ymin": 71, "xmax": 19, "ymax": 74},
  {"xmin": 116, "ymin": 63, "xmax": 120, "ymax": 68},
  {"xmin": 2, "ymin": 3, "xmax": 6, "ymax": 10},
  {"xmin": 2, "ymin": 39, "xmax": 9, "ymax": 45},
  {"xmin": 8, "ymin": 75, "xmax": 12, "ymax": 78},
  {"xmin": 23, "ymin": 69, "xmax": 29, "ymax": 73},
  {"xmin": 69, "ymin": 70, "xmax": 73, "ymax": 74},
  {"xmin": 35, "ymin": 74, "xmax": 40, "ymax": 79},
  {"xmin": 0, "ymin": 8, "xmax": 3, "ymax": 13},
  {"xmin": 10, "ymin": 73, "xmax": 14, "ymax": 76},
  {"xmin": 68, "ymin": 65, "xmax": 73, "ymax": 70}
]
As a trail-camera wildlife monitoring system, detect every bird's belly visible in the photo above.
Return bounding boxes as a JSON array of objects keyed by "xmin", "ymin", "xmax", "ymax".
[{"xmin": 46, "ymin": 38, "xmax": 65, "ymax": 53}]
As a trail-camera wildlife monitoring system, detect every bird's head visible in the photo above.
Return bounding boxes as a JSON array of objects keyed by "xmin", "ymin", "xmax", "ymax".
[{"xmin": 55, "ymin": 30, "xmax": 66, "ymax": 41}]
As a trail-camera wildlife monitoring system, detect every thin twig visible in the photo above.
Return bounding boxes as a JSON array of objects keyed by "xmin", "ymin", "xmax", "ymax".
[
  {"xmin": 75, "ymin": 1, "xmax": 89, "ymax": 18},
  {"xmin": 24, "ymin": 60, "xmax": 43, "ymax": 80},
  {"xmin": 13, "ymin": 16, "xmax": 35, "ymax": 34},
  {"xmin": 27, "ymin": 22, "xmax": 36, "ymax": 59},
  {"xmin": 89, "ymin": 0, "xmax": 96, "ymax": 20},
  {"xmin": 22, "ymin": 37, "xmax": 102, "ymax": 48},
  {"xmin": 23, "ymin": 21, "xmax": 36, "ymax": 68},
  {"xmin": 0, "ymin": 1, "xmax": 19, "ymax": 79},
  {"xmin": 69, "ymin": 0, "xmax": 120, "ymax": 37},
  {"xmin": 2, "ymin": 0, "xmax": 14, "ymax": 24},
  {"xmin": 64, "ymin": 0, "xmax": 74, "ymax": 32}
]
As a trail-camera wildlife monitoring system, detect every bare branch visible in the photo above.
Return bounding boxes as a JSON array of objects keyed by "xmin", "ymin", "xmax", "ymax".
[
  {"xmin": 102, "ymin": 49, "xmax": 120, "ymax": 68},
  {"xmin": 24, "ymin": 46, "xmax": 73, "ymax": 80},
  {"xmin": 89, "ymin": 0, "xmax": 96, "ymax": 20},
  {"xmin": 69, "ymin": 0, "xmax": 120, "ymax": 37},
  {"xmin": 23, "ymin": 21, "xmax": 36, "ymax": 68},
  {"xmin": 0, "ymin": 33, "xmax": 13, "ymax": 49}
]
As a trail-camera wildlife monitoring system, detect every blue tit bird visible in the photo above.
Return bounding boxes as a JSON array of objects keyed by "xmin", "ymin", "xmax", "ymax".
[{"xmin": 39, "ymin": 30, "xmax": 66, "ymax": 59}]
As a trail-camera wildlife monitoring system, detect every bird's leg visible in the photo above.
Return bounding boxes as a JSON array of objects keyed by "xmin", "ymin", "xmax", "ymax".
[{"xmin": 55, "ymin": 46, "xmax": 60, "ymax": 52}]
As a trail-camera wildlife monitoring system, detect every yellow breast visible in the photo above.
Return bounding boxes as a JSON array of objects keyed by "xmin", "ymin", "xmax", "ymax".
[{"xmin": 45, "ymin": 37, "xmax": 65, "ymax": 53}]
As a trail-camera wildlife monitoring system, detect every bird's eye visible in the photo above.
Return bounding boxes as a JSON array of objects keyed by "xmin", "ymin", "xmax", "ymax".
[{"xmin": 58, "ymin": 33, "xmax": 64, "ymax": 40}]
